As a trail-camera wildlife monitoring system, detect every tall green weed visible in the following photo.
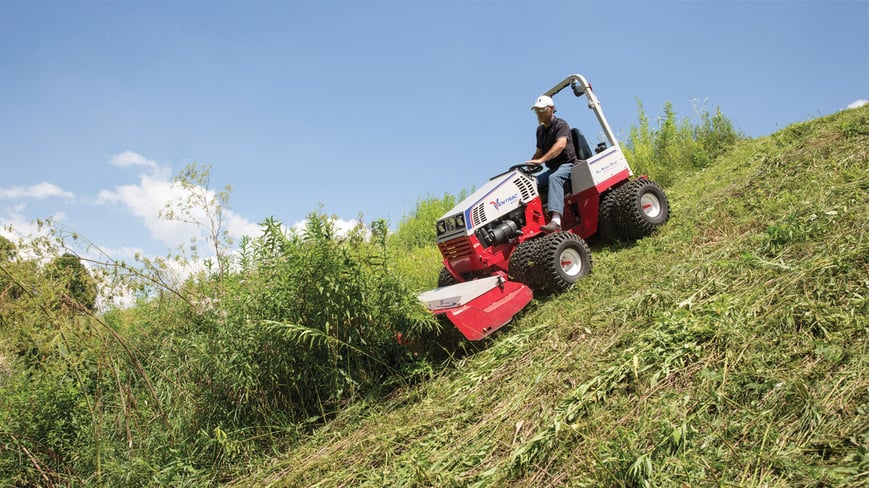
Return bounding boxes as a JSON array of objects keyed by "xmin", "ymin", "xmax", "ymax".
[
  {"xmin": 624, "ymin": 99, "xmax": 742, "ymax": 186},
  {"xmin": 388, "ymin": 193, "xmax": 462, "ymax": 251},
  {"xmin": 0, "ymin": 192, "xmax": 441, "ymax": 485},
  {"xmin": 0, "ymin": 239, "xmax": 162, "ymax": 486}
]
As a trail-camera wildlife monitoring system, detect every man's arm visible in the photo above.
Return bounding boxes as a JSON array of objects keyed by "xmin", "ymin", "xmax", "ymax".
[
  {"xmin": 527, "ymin": 137, "xmax": 568, "ymax": 165},
  {"xmin": 529, "ymin": 147, "xmax": 543, "ymax": 161}
]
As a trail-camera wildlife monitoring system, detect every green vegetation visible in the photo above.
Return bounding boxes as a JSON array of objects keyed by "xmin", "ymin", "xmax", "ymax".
[
  {"xmin": 1, "ymin": 102, "xmax": 866, "ymax": 487},
  {"xmin": 624, "ymin": 99, "xmax": 742, "ymax": 186},
  {"xmin": 0, "ymin": 208, "xmax": 440, "ymax": 486},
  {"xmin": 45, "ymin": 253, "xmax": 99, "ymax": 312}
]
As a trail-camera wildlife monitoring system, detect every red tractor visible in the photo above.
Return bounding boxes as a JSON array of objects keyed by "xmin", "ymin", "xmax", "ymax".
[{"xmin": 418, "ymin": 74, "xmax": 669, "ymax": 340}]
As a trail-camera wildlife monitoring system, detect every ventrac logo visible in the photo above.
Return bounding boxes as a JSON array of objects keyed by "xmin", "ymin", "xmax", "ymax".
[{"xmin": 489, "ymin": 193, "xmax": 519, "ymax": 211}]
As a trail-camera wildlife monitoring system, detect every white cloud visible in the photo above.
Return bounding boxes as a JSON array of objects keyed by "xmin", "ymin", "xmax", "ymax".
[
  {"xmin": 0, "ymin": 212, "xmax": 33, "ymax": 240},
  {"xmin": 0, "ymin": 182, "xmax": 74, "ymax": 200},
  {"xmin": 109, "ymin": 150, "xmax": 159, "ymax": 169},
  {"xmin": 226, "ymin": 212, "xmax": 264, "ymax": 243},
  {"xmin": 96, "ymin": 280, "xmax": 138, "ymax": 310},
  {"xmin": 846, "ymin": 99, "xmax": 868, "ymax": 110},
  {"xmin": 98, "ymin": 152, "xmax": 261, "ymax": 255}
]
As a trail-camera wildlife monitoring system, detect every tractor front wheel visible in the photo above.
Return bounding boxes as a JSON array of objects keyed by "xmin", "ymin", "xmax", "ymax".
[
  {"xmin": 509, "ymin": 232, "xmax": 592, "ymax": 294},
  {"xmin": 508, "ymin": 238, "xmax": 543, "ymax": 289},
  {"xmin": 539, "ymin": 232, "xmax": 593, "ymax": 294},
  {"xmin": 437, "ymin": 267, "xmax": 459, "ymax": 288}
]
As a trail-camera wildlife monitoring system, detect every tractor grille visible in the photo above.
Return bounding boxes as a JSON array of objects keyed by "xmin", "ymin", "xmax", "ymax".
[
  {"xmin": 438, "ymin": 237, "xmax": 473, "ymax": 260},
  {"xmin": 514, "ymin": 175, "xmax": 536, "ymax": 201},
  {"xmin": 472, "ymin": 203, "xmax": 487, "ymax": 226}
]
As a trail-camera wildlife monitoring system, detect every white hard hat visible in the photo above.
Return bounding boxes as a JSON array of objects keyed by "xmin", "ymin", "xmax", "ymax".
[{"xmin": 531, "ymin": 95, "xmax": 554, "ymax": 110}]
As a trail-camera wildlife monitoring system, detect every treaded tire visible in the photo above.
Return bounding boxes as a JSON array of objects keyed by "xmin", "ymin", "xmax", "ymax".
[
  {"xmin": 615, "ymin": 178, "xmax": 670, "ymax": 240},
  {"xmin": 597, "ymin": 185, "xmax": 624, "ymax": 242},
  {"xmin": 508, "ymin": 238, "xmax": 545, "ymax": 289},
  {"xmin": 437, "ymin": 266, "xmax": 459, "ymax": 288},
  {"xmin": 537, "ymin": 232, "xmax": 593, "ymax": 294},
  {"xmin": 509, "ymin": 232, "xmax": 592, "ymax": 294}
]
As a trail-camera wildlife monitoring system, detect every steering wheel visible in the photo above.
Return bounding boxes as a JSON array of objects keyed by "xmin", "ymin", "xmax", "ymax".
[{"xmin": 509, "ymin": 163, "xmax": 544, "ymax": 176}]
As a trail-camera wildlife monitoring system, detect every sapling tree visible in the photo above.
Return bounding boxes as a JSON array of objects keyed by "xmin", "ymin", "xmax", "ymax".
[{"xmin": 159, "ymin": 162, "xmax": 234, "ymax": 290}]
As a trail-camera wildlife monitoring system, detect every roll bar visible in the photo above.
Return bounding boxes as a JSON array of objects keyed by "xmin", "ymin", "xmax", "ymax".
[{"xmin": 542, "ymin": 74, "xmax": 618, "ymax": 148}]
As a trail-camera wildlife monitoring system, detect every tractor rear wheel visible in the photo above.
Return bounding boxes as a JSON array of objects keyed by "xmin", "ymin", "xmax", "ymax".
[
  {"xmin": 616, "ymin": 178, "xmax": 670, "ymax": 240},
  {"xmin": 597, "ymin": 185, "xmax": 624, "ymax": 242}
]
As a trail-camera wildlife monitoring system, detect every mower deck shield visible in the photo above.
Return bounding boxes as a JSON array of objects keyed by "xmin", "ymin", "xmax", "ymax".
[{"xmin": 418, "ymin": 277, "xmax": 533, "ymax": 341}]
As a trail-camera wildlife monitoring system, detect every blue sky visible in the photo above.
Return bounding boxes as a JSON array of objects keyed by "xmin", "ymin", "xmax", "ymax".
[{"xmin": 1, "ymin": 1, "xmax": 867, "ymax": 268}]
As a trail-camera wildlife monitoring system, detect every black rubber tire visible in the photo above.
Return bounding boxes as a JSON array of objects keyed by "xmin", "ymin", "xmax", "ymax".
[
  {"xmin": 536, "ymin": 232, "xmax": 593, "ymax": 294},
  {"xmin": 597, "ymin": 185, "xmax": 623, "ymax": 242},
  {"xmin": 509, "ymin": 232, "xmax": 592, "ymax": 294},
  {"xmin": 615, "ymin": 179, "xmax": 670, "ymax": 240},
  {"xmin": 508, "ymin": 238, "xmax": 543, "ymax": 288},
  {"xmin": 437, "ymin": 267, "xmax": 459, "ymax": 288}
]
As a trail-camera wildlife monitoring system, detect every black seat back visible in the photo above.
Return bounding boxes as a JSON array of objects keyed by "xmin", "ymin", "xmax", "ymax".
[{"xmin": 571, "ymin": 127, "xmax": 593, "ymax": 161}]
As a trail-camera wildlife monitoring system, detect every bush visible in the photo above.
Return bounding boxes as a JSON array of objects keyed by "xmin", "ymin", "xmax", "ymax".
[
  {"xmin": 104, "ymin": 212, "xmax": 441, "ymax": 479},
  {"xmin": 388, "ymin": 193, "xmax": 460, "ymax": 251},
  {"xmin": 0, "ymin": 204, "xmax": 442, "ymax": 484},
  {"xmin": 624, "ymin": 99, "xmax": 743, "ymax": 186},
  {"xmin": 45, "ymin": 253, "xmax": 98, "ymax": 312}
]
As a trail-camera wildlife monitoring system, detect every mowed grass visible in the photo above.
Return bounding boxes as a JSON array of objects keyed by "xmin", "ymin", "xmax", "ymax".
[{"xmin": 233, "ymin": 105, "xmax": 868, "ymax": 487}]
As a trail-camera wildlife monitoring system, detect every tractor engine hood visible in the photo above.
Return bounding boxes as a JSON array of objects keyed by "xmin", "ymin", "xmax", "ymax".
[{"xmin": 435, "ymin": 169, "xmax": 539, "ymax": 244}]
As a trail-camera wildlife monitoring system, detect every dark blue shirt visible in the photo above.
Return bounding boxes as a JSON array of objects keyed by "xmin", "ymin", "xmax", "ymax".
[{"xmin": 536, "ymin": 116, "xmax": 577, "ymax": 169}]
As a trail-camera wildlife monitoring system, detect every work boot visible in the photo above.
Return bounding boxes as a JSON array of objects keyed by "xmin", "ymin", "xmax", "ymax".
[{"xmin": 540, "ymin": 221, "xmax": 561, "ymax": 233}]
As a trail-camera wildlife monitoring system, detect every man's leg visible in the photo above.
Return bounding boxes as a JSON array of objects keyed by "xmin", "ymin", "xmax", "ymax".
[
  {"xmin": 546, "ymin": 163, "xmax": 573, "ymax": 218},
  {"xmin": 537, "ymin": 164, "xmax": 573, "ymax": 232},
  {"xmin": 536, "ymin": 168, "xmax": 553, "ymax": 210}
]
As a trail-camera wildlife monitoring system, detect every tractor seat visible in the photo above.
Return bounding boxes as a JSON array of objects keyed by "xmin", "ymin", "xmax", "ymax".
[
  {"xmin": 538, "ymin": 128, "xmax": 591, "ymax": 204},
  {"xmin": 571, "ymin": 127, "xmax": 593, "ymax": 161}
]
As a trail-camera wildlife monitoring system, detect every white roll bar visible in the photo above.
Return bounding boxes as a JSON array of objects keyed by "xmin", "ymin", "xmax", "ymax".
[{"xmin": 542, "ymin": 74, "xmax": 619, "ymax": 148}]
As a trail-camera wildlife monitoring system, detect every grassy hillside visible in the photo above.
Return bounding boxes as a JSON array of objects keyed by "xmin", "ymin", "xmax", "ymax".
[{"xmin": 233, "ymin": 105, "xmax": 868, "ymax": 487}]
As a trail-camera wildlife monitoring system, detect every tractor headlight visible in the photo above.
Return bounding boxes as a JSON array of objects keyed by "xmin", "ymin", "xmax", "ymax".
[{"xmin": 437, "ymin": 214, "xmax": 466, "ymax": 236}]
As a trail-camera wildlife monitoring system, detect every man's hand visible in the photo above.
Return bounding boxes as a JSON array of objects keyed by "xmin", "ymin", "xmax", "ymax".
[{"xmin": 525, "ymin": 159, "xmax": 544, "ymax": 165}]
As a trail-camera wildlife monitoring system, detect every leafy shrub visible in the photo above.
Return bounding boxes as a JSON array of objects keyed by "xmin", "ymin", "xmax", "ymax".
[
  {"xmin": 105, "ymin": 212, "xmax": 441, "ymax": 479},
  {"xmin": 0, "ymin": 255, "xmax": 148, "ymax": 486},
  {"xmin": 45, "ymin": 253, "xmax": 98, "ymax": 311},
  {"xmin": 624, "ymin": 99, "xmax": 742, "ymax": 186},
  {"xmin": 0, "ymin": 185, "xmax": 442, "ymax": 484},
  {"xmin": 0, "ymin": 235, "xmax": 14, "ymax": 261},
  {"xmin": 388, "ymin": 193, "xmax": 460, "ymax": 251}
]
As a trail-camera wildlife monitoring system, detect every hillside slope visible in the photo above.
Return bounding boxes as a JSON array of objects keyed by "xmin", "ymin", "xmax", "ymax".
[{"xmin": 234, "ymin": 106, "xmax": 868, "ymax": 487}]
